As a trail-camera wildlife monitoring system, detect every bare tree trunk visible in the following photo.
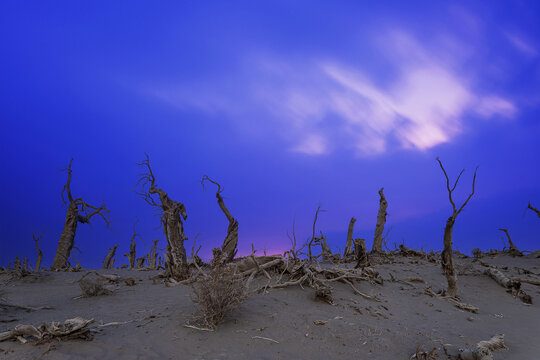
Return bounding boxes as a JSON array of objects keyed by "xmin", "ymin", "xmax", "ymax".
[
  {"xmin": 162, "ymin": 204, "xmax": 189, "ymax": 279},
  {"xmin": 52, "ymin": 203, "xmax": 80, "ymax": 269},
  {"xmin": 147, "ymin": 239, "xmax": 159, "ymax": 270},
  {"xmin": 202, "ymin": 176, "xmax": 238, "ymax": 263},
  {"xmin": 372, "ymin": 188, "xmax": 388, "ymax": 253},
  {"xmin": 51, "ymin": 159, "xmax": 111, "ymax": 270},
  {"xmin": 436, "ymin": 157, "xmax": 478, "ymax": 298},
  {"xmin": 344, "ymin": 217, "xmax": 356, "ymax": 259},
  {"xmin": 442, "ymin": 216, "xmax": 457, "ymax": 297},
  {"xmin": 137, "ymin": 154, "xmax": 189, "ymax": 281},
  {"xmin": 136, "ymin": 257, "xmax": 146, "ymax": 268},
  {"xmin": 33, "ymin": 233, "xmax": 43, "ymax": 272},
  {"xmin": 354, "ymin": 238, "xmax": 368, "ymax": 269},
  {"xmin": 307, "ymin": 205, "xmax": 326, "ymax": 263},
  {"xmin": 320, "ymin": 234, "xmax": 331, "ymax": 261},
  {"xmin": 102, "ymin": 245, "xmax": 119, "ymax": 269},
  {"xmin": 125, "ymin": 219, "xmax": 140, "ymax": 269},
  {"xmin": 128, "ymin": 239, "xmax": 136, "ymax": 269}
]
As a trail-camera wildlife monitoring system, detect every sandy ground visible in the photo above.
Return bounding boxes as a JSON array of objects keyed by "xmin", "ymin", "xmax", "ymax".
[{"xmin": 1, "ymin": 253, "xmax": 539, "ymax": 360}]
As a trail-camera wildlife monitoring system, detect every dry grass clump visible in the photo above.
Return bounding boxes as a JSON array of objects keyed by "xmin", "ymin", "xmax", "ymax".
[
  {"xmin": 77, "ymin": 272, "xmax": 114, "ymax": 297},
  {"xmin": 189, "ymin": 257, "xmax": 248, "ymax": 330},
  {"xmin": 78, "ymin": 277, "xmax": 113, "ymax": 297}
]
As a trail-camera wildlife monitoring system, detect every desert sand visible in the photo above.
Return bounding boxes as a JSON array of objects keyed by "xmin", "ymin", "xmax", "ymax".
[{"xmin": 1, "ymin": 251, "xmax": 539, "ymax": 360}]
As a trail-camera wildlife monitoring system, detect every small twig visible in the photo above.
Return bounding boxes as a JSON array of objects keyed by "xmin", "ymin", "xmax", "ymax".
[
  {"xmin": 252, "ymin": 335, "xmax": 279, "ymax": 344},
  {"xmin": 183, "ymin": 324, "xmax": 214, "ymax": 332}
]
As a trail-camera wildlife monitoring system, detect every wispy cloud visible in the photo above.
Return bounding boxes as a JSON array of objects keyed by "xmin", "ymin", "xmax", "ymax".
[
  {"xmin": 504, "ymin": 32, "xmax": 538, "ymax": 57},
  {"xmin": 149, "ymin": 27, "xmax": 517, "ymax": 156}
]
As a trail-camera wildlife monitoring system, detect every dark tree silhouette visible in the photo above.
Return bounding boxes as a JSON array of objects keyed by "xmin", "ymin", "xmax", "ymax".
[
  {"xmin": 201, "ymin": 175, "xmax": 238, "ymax": 264},
  {"xmin": 136, "ymin": 154, "xmax": 189, "ymax": 281},
  {"xmin": 33, "ymin": 232, "xmax": 43, "ymax": 272},
  {"xmin": 527, "ymin": 202, "xmax": 540, "ymax": 218},
  {"xmin": 51, "ymin": 159, "xmax": 111, "ymax": 270},
  {"xmin": 497, "ymin": 228, "xmax": 522, "ymax": 256},
  {"xmin": 436, "ymin": 157, "xmax": 478, "ymax": 298},
  {"xmin": 123, "ymin": 219, "xmax": 141, "ymax": 269}
]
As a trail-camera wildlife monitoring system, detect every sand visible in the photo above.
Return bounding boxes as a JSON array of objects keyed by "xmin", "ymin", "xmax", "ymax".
[{"xmin": 1, "ymin": 252, "xmax": 539, "ymax": 359}]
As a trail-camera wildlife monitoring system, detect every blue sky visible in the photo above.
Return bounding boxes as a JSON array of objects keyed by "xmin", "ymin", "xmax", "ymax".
[{"xmin": 1, "ymin": 1, "xmax": 539, "ymax": 267}]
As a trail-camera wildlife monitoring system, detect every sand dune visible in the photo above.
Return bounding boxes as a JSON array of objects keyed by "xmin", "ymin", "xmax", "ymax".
[{"xmin": 1, "ymin": 252, "xmax": 539, "ymax": 359}]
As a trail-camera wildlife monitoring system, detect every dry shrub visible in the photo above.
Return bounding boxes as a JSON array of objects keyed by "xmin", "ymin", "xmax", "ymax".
[
  {"xmin": 78, "ymin": 277, "xmax": 113, "ymax": 297},
  {"xmin": 190, "ymin": 258, "xmax": 247, "ymax": 330}
]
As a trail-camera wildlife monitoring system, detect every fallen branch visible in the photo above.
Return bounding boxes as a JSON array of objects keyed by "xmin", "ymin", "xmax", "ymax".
[
  {"xmin": 0, "ymin": 302, "xmax": 54, "ymax": 312},
  {"xmin": 460, "ymin": 334, "xmax": 506, "ymax": 360},
  {"xmin": 0, "ymin": 317, "xmax": 94, "ymax": 343},
  {"xmin": 423, "ymin": 287, "xmax": 479, "ymax": 313},
  {"xmin": 485, "ymin": 268, "xmax": 532, "ymax": 304}
]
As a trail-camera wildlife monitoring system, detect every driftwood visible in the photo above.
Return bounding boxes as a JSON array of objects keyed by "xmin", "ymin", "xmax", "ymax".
[
  {"xmin": 459, "ymin": 334, "xmax": 506, "ymax": 360},
  {"xmin": 410, "ymin": 346, "xmax": 437, "ymax": 359},
  {"xmin": 484, "ymin": 268, "xmax": 531, "ymax": 303},
  {"xmin": 372, "ymin": 188, "xmax": 388, "ymax": 253},
  {"xmin": 436, "ymin": 157, "xmax": 478, "ymax": 298},
  {"xmin": 423, "ymin": 287, "xmax": 479, "ymax": 313},
  {"xmin": 0, "ymin": 317, "xmax": 94, "ymax": 343},
  {"xmin": 102, "ymin": 244, "xmax": 119, "ymax": 269},
  {"xmin": 243, "ymin": 255, "xmax": 382, "ymax": 302}
]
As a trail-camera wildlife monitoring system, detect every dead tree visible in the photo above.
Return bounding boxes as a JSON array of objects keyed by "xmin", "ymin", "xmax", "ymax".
[
  {"xmin": 33, "ymin": 232, "xmax": 43, "ymax": 272},
  {"xmin": 436, "ymin": 157, "xmax": 478, "ymax": 298},
  {"xmin": 527, "ymin": 202, "xmax": 540, "ymax": 218},
  {"xmin": 136, "ymin": 154, "xmax": 189, "ymax": 281},
  {"xmin": 123, "ymin": 219, "xmax": 141, "ymax": 269},
  {"xmin": 201, "ymin": 175, "xmax": 238, "ymax": 264},
  {"xmin": 51, "ymin": 159, "xmax": 111, "ymax": 270},
  {"xmin": 372, "ymin": 188, "xmax": 388, "ymax": 253},
  {"xmin": 102, "ymin": 244, "xmax": 119, "ymax": 269},
  {"xmin": 354, "ymin": 238, "xmax": 368, "ymax": 268},
  {"xmin": 497, "ymin": 228, "xmax": 522, "ymax": 256},
  {"xmin": 343, "ymin": 217, "xmax": 356, "ymax": 259},
  {"xmin": 307, "ymin": 206, "xmax": 327, "ymax": 262},
  {"xmin": 147, "ymin": 239, "xmax": 160, "ymax": 269}
]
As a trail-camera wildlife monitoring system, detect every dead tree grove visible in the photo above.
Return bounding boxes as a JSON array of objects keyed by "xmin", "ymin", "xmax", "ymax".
[
  {"xmin": 436, "ymin": 157, "xmax": 478, "ymax": 298},
  {"xmin": 51, "ymin": 159, "xmax": 111, "ymax": 270},
  {"xmin": 201, "ymin": 175, "xmax": 238, "ymax": 264},
  {"xmin": 372, "ymin": 187, "xmax": 388, "ymax": 253},
  {"xmin": 136, "ymin": 154, "xmax": 189, "ymax": 281}
]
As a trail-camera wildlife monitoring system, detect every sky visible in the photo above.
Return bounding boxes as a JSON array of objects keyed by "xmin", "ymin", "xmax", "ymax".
[{"xmin": 1, "ymin": 1, "xmax": 539, "ymax": 268}]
